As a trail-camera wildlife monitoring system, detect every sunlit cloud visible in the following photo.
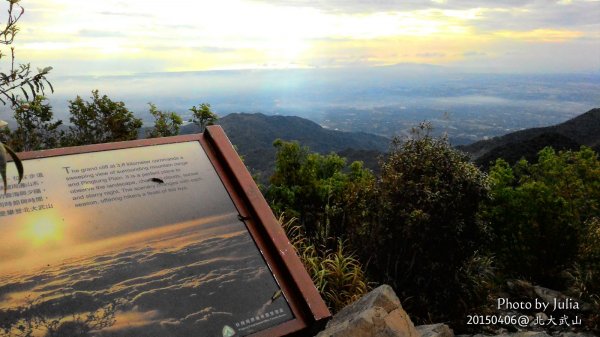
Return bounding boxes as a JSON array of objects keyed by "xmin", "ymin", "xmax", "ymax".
[
  {"xmin": 5, "ymin": 0, "xmax": 598, "ymax": 74},
  {"xmin": 493, "ymin": 29, "xmax": 584, "ymax": 42}
]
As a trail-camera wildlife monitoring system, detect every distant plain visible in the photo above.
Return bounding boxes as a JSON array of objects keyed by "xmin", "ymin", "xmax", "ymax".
[{"xmin": 4, "ymin": 66, "xmax": 596, "ymax": 145}]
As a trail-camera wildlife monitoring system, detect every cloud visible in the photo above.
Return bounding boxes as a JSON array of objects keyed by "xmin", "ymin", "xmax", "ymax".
[
  {"xmin": 105, "ymin": 308, "xmax": 162, "ymax": 331},
  {"xmin": 98, "ymin": 11, "xmax": 152, "ymax": 18},
  {"xmin": 463, "ymin": 51, "xmax": 487, "ymax": 57},
  {"xmin": 77, "ymin": 29, "xmax": 125, "ymax": 38},
  {"xmin": 263, "ymin": 0, "xmax": 598, "ymax": 13},
  {"xmin": 195, "ymin": 46, "xmax": 240, "ymax": 53},
  {"xmin": 12, "ymin": 0, "xmax": 599, "ymax": 75},
  {"xmin": 245, "ymin": 0, "xmax": 599, "ymax": 35},
  {"xmin": 493, "ymin": 29, "xmax": 583, "ymax": 42},
  {"xmin": 0, "ymin": 229, "xmax": 292, "ymax": 336},
  {"xmin": 416, "ymin": 52, "xmax": 446, "ymax": 58},
  {"xmin": 469, "ymin": 3, "xmax": 600, "ymax": 33},
  {"xmin": 247, "ymin": 0, "xmax": 536, "ymax": 13}
]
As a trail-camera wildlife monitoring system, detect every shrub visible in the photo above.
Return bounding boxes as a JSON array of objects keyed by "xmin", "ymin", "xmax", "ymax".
[
  {"xmin": 267, "ymin": 139, "xmax": 376, "ymax": 246},
  {"xmin": 189, "ymin": 103, "xmax": 218, "ymax": 132},
  {"xmin": 268, "ymin": 128, "xmax": 491, "ymax": 323},
  {"xmin": 146, "ymin": 103, "xmax": 183, "ymax": 138},
  {"xmin": 484, "ymin": 147, "xmax": 600, "ymax": 287},
  {"xmin": 565, "ymin": 217, "xmax": 600, "ymax": 331},
  {"xmin": 0, "ymin": 96, "xmax": 63, "ymax": 152},
  {"xmin": 281, "ymin": 216, "xmax": 370, "ymax": 313},
  {"xmin": 65, "ymin": 90, "xmax": 142, "ymax": 146},
  {"xmin": 361, "ymin": 123, "xmax": 490, "ymax": 323}
]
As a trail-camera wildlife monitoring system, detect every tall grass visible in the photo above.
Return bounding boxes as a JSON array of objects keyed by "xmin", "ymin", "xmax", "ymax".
[{"xmin": 280, "ymin": 216, "xmax": 370, "ymax": 313}]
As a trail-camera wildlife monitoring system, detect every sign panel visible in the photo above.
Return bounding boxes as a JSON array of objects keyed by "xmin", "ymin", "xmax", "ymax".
[{"xmin": 0, "ymin": 130, "xmax": 328, "ymax": 337}]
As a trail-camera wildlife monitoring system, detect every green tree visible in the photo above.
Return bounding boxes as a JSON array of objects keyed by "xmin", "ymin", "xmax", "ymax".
[
  {"xmin": 268, "ymin": 142, "xmax": 375, "ymax": 313},
  {"xmin": 266, "ymin": 132, "xmax": 493, "ymax": 324},
  {"xmin": 0, "ymin": 0, "xmax": 53, "ymax": 191},
  {"xmin": 266, "ymin": 139, "xmax": 376, "ymax": 242},
  {"xmin": 189, "ymin": 103, "xmax": 218, "ymax": 132},
  {"xmin": 65, "ymin": 90, "xmax": 142, "ymax": 146},
  {"xmin": 484, "ymin": 146, "xmax": 600, "ymax": 286},
  {"xmin": 146, "ymin": 103, "xmax": 183, "ymax": 138},
  {"xmin": 0, "ymin": 96, "xmax": 63, "ymax": 152},
  {"xmin": 0, "ymin": 0, "xmax": 52, "ymax": 106},
  {"xmin": 363, "ymin": 123, "xmax": 490, "ymax": 322}
]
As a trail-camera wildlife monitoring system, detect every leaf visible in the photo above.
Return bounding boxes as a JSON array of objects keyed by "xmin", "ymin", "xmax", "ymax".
[
  {"xmin": 5, "ymin": 144, "xmax": 23, "ymax": 184},
  {"xmin": 20, "ymin": 86, "xmax": 28, "ymax": 100},
  {"xmin": 0, "ymin": 143, "xmax": 7, "ymax": 193}
]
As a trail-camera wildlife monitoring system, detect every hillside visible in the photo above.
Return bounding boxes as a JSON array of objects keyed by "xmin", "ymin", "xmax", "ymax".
[
  {"xmin": 180, "ymin": 113, "xmax": 389, "ymax": 179},
  {"xmin": 459, "ymin": 108, "xmax": 600, "ymax": 166}
]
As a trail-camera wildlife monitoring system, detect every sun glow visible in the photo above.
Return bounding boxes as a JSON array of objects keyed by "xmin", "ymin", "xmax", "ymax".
[
  {"xmin": 23, "ymin": 214, "xmax": 64, "ymax": 247},
  {"xmin": 16, "ymin": 0, "xmax": 599, "ymax": 74}
]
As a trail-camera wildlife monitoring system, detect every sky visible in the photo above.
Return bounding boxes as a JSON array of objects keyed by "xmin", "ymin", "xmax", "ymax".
[{"xmin": 8, "ymin": 0, "xmax": 600, "ymax": 76}]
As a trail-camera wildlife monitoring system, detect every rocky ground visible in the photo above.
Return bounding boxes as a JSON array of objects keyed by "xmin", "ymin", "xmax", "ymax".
[{"xmin": 314, "ymin": 285, "xmax": 597, "ymax": 337}]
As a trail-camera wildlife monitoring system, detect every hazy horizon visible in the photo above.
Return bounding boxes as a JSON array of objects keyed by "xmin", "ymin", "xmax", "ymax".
[{"xmin": 1, "ymin": 66, "xmax": 597, "ymax": 144}]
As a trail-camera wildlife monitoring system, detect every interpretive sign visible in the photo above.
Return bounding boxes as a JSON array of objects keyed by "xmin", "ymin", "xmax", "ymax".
[{"xmin": 0, "ymin": 127, "xmax": 329, "ymax": 337}]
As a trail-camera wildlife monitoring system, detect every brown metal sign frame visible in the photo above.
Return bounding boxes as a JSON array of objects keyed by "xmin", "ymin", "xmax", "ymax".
[{"xmin": 11, "ymin": 125, "xmax": 330, "ymax": 337}]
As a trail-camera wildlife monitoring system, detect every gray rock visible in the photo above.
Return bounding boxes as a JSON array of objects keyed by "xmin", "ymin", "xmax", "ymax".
[
  {"xmin": 316, "ymin": 285, "xmax": 420, "ymax": 337},
  {"xmin": 507, "ymin": 332, "xmax": 552, "ymax": 337},
  {"xmin": 316, "ymin": 306, "xmax": 388, "ymax": 337},
  {"xmin": 553, "ymin": 333, "xmax": 598, "ymax": 337},
  {"xmin": 416, "ymin": 323, "xmax": 454, "ymax": 337},
  {"xmin": 328, "ymin": 284, "xmax": 401, "ymax": 327},
  {"xmin": 533, "ymin": 286, "xmax": 590, "ymax": 312},
  {"xmin": 472, "ymin": 332, "xmax": 551, "ymax": 337},
  {"xmin": 383, "ymin": 308, "xmax": 422, "ymax": 337}
]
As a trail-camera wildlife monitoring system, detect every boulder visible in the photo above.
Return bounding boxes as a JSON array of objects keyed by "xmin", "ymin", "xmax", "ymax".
[
  {"xmin": 316, "ymin": 285, "xmax": 420, "ymax": 337},
  {"xmin": 554, "ymin": 333, "xmax": 598, "ymax": 337},
  {"xmin": 471, "ymin": 332, "xmax": 551, "ymax": 337},
  {"xmin": 416, "ymin": 323, "xmax": 454, "ymax": 337}
]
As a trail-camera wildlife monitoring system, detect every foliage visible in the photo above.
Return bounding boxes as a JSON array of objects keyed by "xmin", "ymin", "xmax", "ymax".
[
  {"xmin": 215, "ymin": 113, "xmax": 388, "ymax": 182},
  {"xmin": 0, "ymin": 0, "xmax": 53, "ymax": 107},
  {"xmin": 266, "ymin": 129, "xmax": 491, "ymax": 323},
  {"xmin": 146, "ymin": 103, "xmax": 183, "ymax": 138},
  {"xmin": 455, "ymin": 251, "xmax": 499, "ymax": 332},
  {"xmin": 189, "ymin": 103, "xmax": 218, "ymax": 132},
  {"xmin": 0, "ymin": 0, "xmax": 52, "ymax": 192},
  {"xmin": 484, "ymin": 146, "xmax": 600, "ymax": 287},
  {"xmin": 266, "ymin": 139, "xmax": 376, "ymax": 244},
  {"xmin": 357, "ymin": 123, "xmax": 490, "ymax": 322},
  {"xmin": 565, "ymin": 217, "xmax": 600, "ymax": 331},
  {"xmin": 0, "ymin": 96, "xmax": 63, "ymax": 151},
  {"xmin": 280, "ymin": 216, "xmax": 370, "ymax": 313},
  {"xmin": 0, "ymin": 126, "xmax": 22, "ymax": 192},
  {"xmin": 65, "ymin": 90, "xmax": 142, "ymax": 146}
]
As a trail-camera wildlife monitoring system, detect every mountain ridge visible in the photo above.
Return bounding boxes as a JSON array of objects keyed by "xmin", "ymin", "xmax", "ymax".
[
  {"xmin": 459, "ymin": 107, "xmax": 600, "ymax": 167},
  {"xmin": 180, "ymin": 112, "xmax": 389, "ymax": 179}
]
